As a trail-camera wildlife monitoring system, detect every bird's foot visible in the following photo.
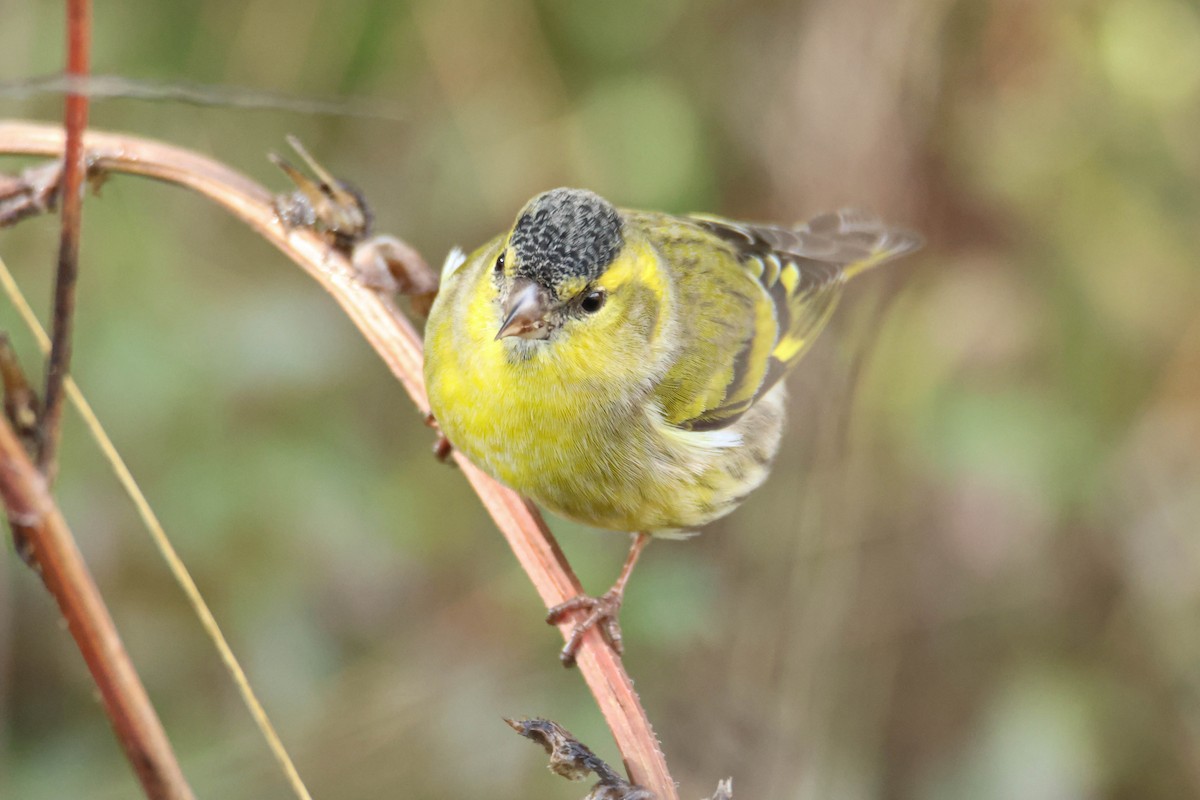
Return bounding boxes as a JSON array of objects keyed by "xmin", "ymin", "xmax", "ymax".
[
  {"xmin": 545, "ymin": 532, "xmax": 651, "ymax": 667},
  {"xmin": 431, "ymin": 433, "xmax": 453, "ymax": 462},
  {"xmin": 424, "ymin": 413, "xmax": 454, "ymax": 463},
  {"xmin": 546, "ymin": 589, "xmax": 626, "ymax": 667}
]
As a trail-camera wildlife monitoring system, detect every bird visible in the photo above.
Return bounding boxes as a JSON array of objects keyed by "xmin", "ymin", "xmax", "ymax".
[{"xmin": 423, "ymin": 188, "xmax": 921, "ymax": 665}]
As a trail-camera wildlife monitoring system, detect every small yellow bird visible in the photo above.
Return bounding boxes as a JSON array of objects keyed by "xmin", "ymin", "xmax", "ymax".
[{"xmin": 424, "ymin": 188, "xmax": 920, "ymax": 664}]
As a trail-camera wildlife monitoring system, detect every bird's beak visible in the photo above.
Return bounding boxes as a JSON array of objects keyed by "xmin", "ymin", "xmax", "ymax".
[{"xmin": 496, "ymin": 279, "xmax": 552, "ymax": 340}]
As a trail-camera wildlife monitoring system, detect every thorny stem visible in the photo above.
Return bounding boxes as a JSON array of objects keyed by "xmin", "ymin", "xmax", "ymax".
[
  {"xmin": 0, "ymin": 121, "xmax": 679, "ymax": 799},
  {"xmin": 38, "ymin": 0, "xmax": 92, "ymax": 477}
]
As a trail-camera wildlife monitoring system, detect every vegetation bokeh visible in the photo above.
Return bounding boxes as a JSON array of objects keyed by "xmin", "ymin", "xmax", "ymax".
[{"xmin": 2, "ymin": 0, "xmax": 1199, "ymax": 797}]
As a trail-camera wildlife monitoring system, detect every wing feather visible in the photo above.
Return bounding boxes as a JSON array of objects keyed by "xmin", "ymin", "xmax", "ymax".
[{"xmin": 670, "ymin": 209, "xmax": 920, "ymax": 430}]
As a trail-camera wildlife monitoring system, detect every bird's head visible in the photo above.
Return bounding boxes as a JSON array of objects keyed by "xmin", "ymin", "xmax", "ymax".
[{"xmin": 491, "ymin": 188, "xmax": 662, "ymax": 353}]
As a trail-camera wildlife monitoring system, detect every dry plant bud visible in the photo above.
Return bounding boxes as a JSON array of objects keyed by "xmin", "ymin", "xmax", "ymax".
[
  {"xmin": 505, "ymin": 717, "xmax": 655, "ymax": 800},
  {"xmin": 0, "ymin": 158, "xmax": 106, "ymax": 230},
  {"xmin": 0, "ymin": 161, "xmax": 65, "ymax": 228},
  {"xmin": 270, "ymin": 134, "xmax": 372, "ymax": 250},
  {"xmin": 0, "ymin": 333, "xmax": 42, "ymax": 453},
  {"xmin": 350, "ymin": 234, "xmax": 439, "ymax": 316},
  {"xmin": 269, "ymin": 136, "xmax": 438, "ymax": 316}
]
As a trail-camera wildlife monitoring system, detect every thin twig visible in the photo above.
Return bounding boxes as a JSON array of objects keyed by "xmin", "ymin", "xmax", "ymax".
[
  {"xmin": 38, "ymin": 0, "xmax": 92, "ymax": 477},
  {"xmin": 0, "ymin": 254, "xmax": 313, "ymax": 800},
  {"xmin": 0, "ymin": 121, "xmax": 679, "ymax": 798},
  {"xmin": 0, "ymin": 412, "xmax": 194, "ymax": 799}
]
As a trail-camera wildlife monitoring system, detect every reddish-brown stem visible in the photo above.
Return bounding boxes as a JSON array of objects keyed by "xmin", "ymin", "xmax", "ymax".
[
  {"xmin": 0, "ymin": 121, "xmax": 679, "ymax": 798},
  {"xmin": 38, "ymin": 0, "xmax": 92, "ymax": 477},
  {"xmin": 0, "ymin": 414, "xmax": 194, "ymax": 799}
]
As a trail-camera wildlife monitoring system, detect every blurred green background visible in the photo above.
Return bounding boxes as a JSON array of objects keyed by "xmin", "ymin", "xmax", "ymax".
[{"xmin": 2, "ymin": 0, "xmax": 1200, "ymax": 798}]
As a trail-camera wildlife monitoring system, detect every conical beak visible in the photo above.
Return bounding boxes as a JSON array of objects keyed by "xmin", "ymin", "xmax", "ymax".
[{"xmin": 496, "ymin": 279, "xmax": 552, "ymax": 340}]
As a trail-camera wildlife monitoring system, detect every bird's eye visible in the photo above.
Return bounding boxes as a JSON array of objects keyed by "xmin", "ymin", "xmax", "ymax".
[
  {"xmin": 494, "ymin": 251, "xmax": 506, "ymax": 273},
  {"xmin": 580, "ymin": 289, "xmax": 606, "ymax": 314}
]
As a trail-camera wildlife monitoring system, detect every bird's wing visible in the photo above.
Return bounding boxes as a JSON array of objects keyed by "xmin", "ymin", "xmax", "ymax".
[{"xmin": 666, "ymin": 210, "xmax": 921, "ymax": 432}]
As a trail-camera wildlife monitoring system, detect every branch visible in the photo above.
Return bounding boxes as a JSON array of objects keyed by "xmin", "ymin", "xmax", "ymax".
[
  {"xmin": 38, "ymin": 0, "xmax": 92, "ymax": 476},
  {"xmin": 0, "ymin": 409, "xmax": 193, "ymax": 798},
  {"xmin": 0, "ymin": 121, "xmax": 678, "ymax": 798}
]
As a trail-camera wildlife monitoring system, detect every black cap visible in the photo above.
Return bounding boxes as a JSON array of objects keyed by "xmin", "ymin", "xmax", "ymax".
[{"xmin": 509, "ymin": 188, "xmax": 624, "ymax": 295}]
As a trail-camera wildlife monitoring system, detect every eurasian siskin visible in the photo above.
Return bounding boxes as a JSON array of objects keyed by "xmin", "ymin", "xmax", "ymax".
[{"xmin": 424, "ymin": 188, "xmax": 920, "ymax": 664}]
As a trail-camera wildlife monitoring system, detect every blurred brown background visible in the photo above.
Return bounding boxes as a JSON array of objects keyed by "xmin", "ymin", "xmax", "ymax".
[{"xmin": 2, "ymin": 0, "xmax": 1199, "ymax": 797}]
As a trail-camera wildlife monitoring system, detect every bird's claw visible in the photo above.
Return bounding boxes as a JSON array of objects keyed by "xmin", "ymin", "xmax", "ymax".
[{"xmin": 546, "ymin": 590, "xmax": 625, "ymax": 667}]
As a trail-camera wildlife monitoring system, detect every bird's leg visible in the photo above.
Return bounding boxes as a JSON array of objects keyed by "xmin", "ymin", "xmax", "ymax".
[{"xmin": 546, "ymin": 532, "xmax": 652, "ymax": 667}]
